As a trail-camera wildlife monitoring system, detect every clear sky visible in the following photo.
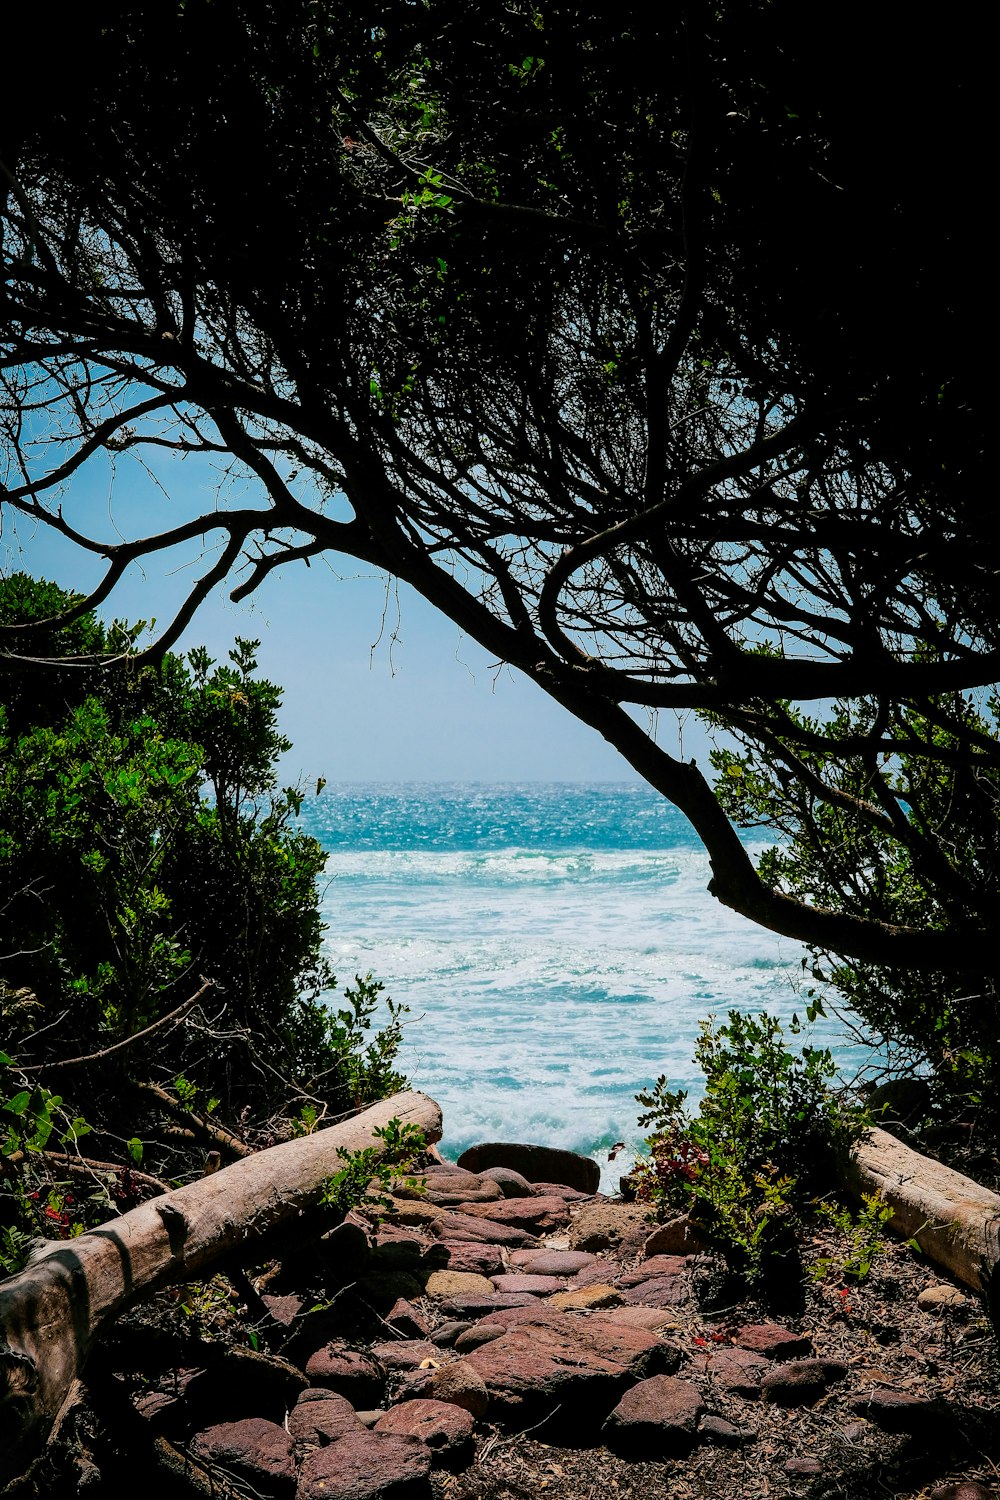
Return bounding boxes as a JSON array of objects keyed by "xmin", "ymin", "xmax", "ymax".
[{"xmin": 3, "ymin": 443, "xmax": 716, "ymax": 784}]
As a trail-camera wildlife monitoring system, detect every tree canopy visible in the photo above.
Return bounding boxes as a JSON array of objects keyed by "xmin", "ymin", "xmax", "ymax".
[{"xmin": 0, "ymin": 2, "xmax": 993, "ymax": 988}]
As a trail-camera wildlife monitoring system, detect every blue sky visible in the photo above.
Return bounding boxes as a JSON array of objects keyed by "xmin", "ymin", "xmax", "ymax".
[{"xmin": 3, "ymin": 444, "xmax": 715, "ymax": 783}]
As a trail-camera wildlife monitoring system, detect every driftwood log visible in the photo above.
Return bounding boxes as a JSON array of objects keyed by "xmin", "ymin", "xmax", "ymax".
[
  {"xmin": 845, "ymin": 1124, "xmax": 1000, "ymax": 1291},
  {"xmin": 0, "ymin": 1088, "xmax": 442, "ymax": 1481}
]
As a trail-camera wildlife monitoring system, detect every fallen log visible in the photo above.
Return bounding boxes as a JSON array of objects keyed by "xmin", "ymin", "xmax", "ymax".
[
  {"xmin": 844, "ymin": 1124, "xmax": 1000, "ymax": 1292},
  {"xmin": 0, "ymin": 1088, "xmax": 442, "ymax": 1482}
]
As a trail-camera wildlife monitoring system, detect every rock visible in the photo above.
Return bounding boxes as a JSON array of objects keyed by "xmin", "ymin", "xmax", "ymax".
[
  {"xmin": 296, "ymin": 1431, "xmax": 432, "ymax": 1499},
  {"xmin": 548, "ymin": 1283, "xmax": 624, "ymax": 1311},
  {"xmin": 372, "ymin": 1233, "xmax": 424, "ymax": 1268},
  {"xmin": 571, "ymin": 1259, "xmax": 624, "ymax": 1287},
  {"xmin": 490, "ymin": 1273, "xmax": 564, "ymax": 1295},
  {"xmin": 918, "ymin": 1284, "xmax": 973, "ymax": 1314},
  {"xmin": 568, "ymin": 1201, "xmax": 651, "ymax": 1253},
  {"xmin": 622, "ymin": 1275, "xmax": 689, "ymax": 1308},
  {"xmin": 460, "ymin": 1315, "xmax": 664, "ymax": 1425},
  {"xmin": 512, "ymin": 1250, "xmax": 598, "ymax": 1276},
  {"xmin": 398, "ymin": 1359, "xmax": 490, "ymax": 1419},
  {"xmin": 427, "ymin": 1212, "xmax": 539, "ymax": 1249},
  {"xmin": 424, "ymin": 1269, "xmax": 494, "ymax": 1299},
  {"xmin": 603, "ymin": 1375, "xmax": 704, "ymax": 1457},
  {"xmin": 690, "ymin": 1346, "xmax": 771, "ymax": 1396},
  {"xmin": 426, "ymin": 1180, "xmax": 504, "ymax": 1206},
  {"xmin": 261, "ymin": 1293, "xmax": 305, "ymax": 1327},
  {"xmin": 184, "ymin": 1348, "xmax": 309, "ymax": 1425},
  {"xmin": 357, "ymin": 1270, "xmax": 424, "ymax": 1308},
  {"xmin": 454, "ymin": 1323, "xmax": 507, "ymax": 1352},
  {"xmin": 849, "ymin": 1386, "xmax": 945, "ymax": 1431},
  {"xmin": 785, "ymin": 1456, "xmax": 823, "ymax": 1475},
  {"xmin": 436, "ymin": 1241, "xmax": 506, "ymax": 1277},
  {"xmin": 699, "ymin": 1414, "xmax": 756, "ymax": 1447},
  {"xmin": 385, "ymin": 1299, "xmax": 431, "ymax": 1339},
  {"xmin": 288, "ymin": 1389, "xmax": 366, "ymax": 1447},
  {"xmin": 304, "ymin": 1344, "xmax": 385, "ymax": 1407},
  {"xmin": 438, "ymin": 1292, "xmax": 539, "ymax": 1319},
  {"xmin": 371, "ymin": 1340, "xmax": 443, "ymax": 1373},
  {"xmin": 644, "ymin": 1216, "xmax": 711, "ymax": 1256},
  {"xmin": 457, "ymin": 1197, "xmax": 573, "ymax": 1233},
  {"xmin": 457, "ymin": 1142, "xmax": 600, "ymax": 1194},
  {"xmin": 386, "ymin": 1199, "xmax": 447, "ymax": 1226},
  {"xmin": 479, "ymin": 1166, "xmax": 536, "ymax": 1197},
  {"xmin": 190, "ymin": 1417, "xmax": 295, "ymax": 1498},
  {"xmin": 430, "ymin": 1320, "xmax": 472, "ymax": 1347},
  {"xmin": 322, "ymin": 1219, "xmax": 373, "ymax": 1278},
  {"xmin": 931, "ymin": 1484, "xmax": 998, "ymax": 1500},
  {"xmin": 620, "ymin": 1255, "xmax": 689, "ymax": 1285},
  {"xmin": 531, "ymin": 1182, "xmax": 595, "ymax": 1201},
  {"xmin": 761, "ymin": 1359, "xmax": 849, "ymax": 1405},
  {"xmin": 605, "ymin": 1306, "xmax": 682, "ymax": 1335},
  {"xmin": 374, "ymin": 1400, "xmax": 475, "ymax": 1468},
  {"xmin": 354, "ymin": 1410, "xmax": 384, "ymax": 1428},
  {"xmin": 734, "ymin": 1322, "xmax": 813, "ymax": 1359}
]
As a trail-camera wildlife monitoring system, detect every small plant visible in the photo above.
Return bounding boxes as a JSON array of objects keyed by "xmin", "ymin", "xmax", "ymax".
[
  {"xmin": 632, "ymin": 1012, "xmax": 866, "ymax": 1281},
  {"xmin": 319, "ymin": 1118, "xmax": 427, "ymax": 1218},
  {"xmin": 811, "ymin": 1190, "xmax": 894, "ymax": 1283}
]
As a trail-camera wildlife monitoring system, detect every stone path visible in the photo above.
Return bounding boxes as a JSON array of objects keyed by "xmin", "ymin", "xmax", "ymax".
[{"xmin": 123, "ymin": 1146, "xmax": 999, "ymax": 1500}]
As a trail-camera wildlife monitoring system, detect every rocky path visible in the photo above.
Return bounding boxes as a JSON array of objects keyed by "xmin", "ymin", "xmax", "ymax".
[{"xmin": 104, "ymin": 1144, "xmax": 999, "ymax": 1500}]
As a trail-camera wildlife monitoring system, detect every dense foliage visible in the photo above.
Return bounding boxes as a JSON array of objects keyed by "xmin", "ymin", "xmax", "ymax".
[{"xmin": 1, "ymin": 575, "xmax": 406, "ymax": 1260}]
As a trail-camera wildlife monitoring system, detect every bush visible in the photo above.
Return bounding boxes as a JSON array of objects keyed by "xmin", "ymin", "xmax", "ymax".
[
  {"xmin": 631, "ymin": 1011, "xmax": 864, "ymax": 1281},
  {"xmin": 0, "ymin": 574, "xmax": 407, "ymax": 1206}
]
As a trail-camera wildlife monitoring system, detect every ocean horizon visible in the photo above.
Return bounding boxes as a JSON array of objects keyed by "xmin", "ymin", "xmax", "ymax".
[{"xmin": 302, "ymin": 781, "xmax": 868, "ymax": 1188}]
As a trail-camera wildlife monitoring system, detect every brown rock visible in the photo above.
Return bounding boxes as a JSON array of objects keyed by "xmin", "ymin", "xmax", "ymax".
[
  {"xmin": 399, "ymin": 1359, "xmax": 490, "ymax": 1419},
  {"xmin": 429, "ymin": 1319, "xmax": 472, "ymax": 1347},
  {"xmin": 603, "ymin": 1375, "xmax": 705, "ymax": 1457},
  {"xmin": 386, "ymin": 1299, "xmax": 430, "ymax": 1339},
  {"xmin": 458, "ymin": 1197, "xmax": 572, "ymax": 1233},
  {"xmin": 436, "ymin": 1241, "xmax": 506, "ymax": 1277},
  {"xmin": 427, "ymin": 1212, "xmax": 539, "ymax": 1249},
  {"xmin": 191, "ymin": 1417, "xmax": 295, "ymax": 1497},
  {"xmin": 699, "ymin": 1414, "xmax": 756, "ymax": 1447},
  {"xmin": 849, "ymin": 1386, "xmax": 945, "ymax": 1431},
  {"xmin": 690, "ymin": 1346, "xmax": 771, "ymax": 1396},
  {"xmin": 735, "ymin": 1323, "xmax": 813, "ymax": 1359},
  {"xmin": 548, "ymin": 1283, "xmax": 624, "ymax": 1311},
  {"xmin": 375, "ymin": 1400, "xmax": 475, "ymax": 1467},
  {"xmin": 605, "ymin": 1306, "xmax": 681, "ymax": 1334},
  {"xmin": 439, "ymin": 1292, "xmax": 539, "ymax": 1319},
  {"xmin": 918, "ymin": 1284, "xmax": 973, "ymax": 1314},
  {"xmin": 289, "ymin": 1389, "xmax": 365, "ymax": 1447},
  {"xmin": 457, "ymin": 1142, "xmax": 600, "ymax": 1194},
  {"xmin": 372, "ymin": 1340, "xmax": 443, "ymax": 1372},
  {"xmin": 931, "ymin": 1484, "xmax": 998, "ymax": 1500},
  {"xmin": 304, "ymin": 1345, "xmax": 384, "ymax": 1406},
  {"xmin": 620, "ymin": 1255, "xmax": 689, "ymax": 1285},
  {"xmin": 261, "ymin": 1293, "xmax": 304, "ymax": 1327},
  {"xmin": 531, "ymin": 1181, "xmax": 595, "ymax": 1201},
  {"xmin": 387, "ymin": 1199, "xmax": 447, "ymax": 1226},
  {"xmin": 454, "ymin": 1324, "xmax": 507, "ymax": 1352},
  {"xmin": 478, "ymin": 1166, "xmax": 536, "ymax": 1197},
  {"xmin": 426, "ymin": 1180, "xmax": 504, "ymax": 1206},
  {"xmin": 490, "ymin": 1273, "xmax": 564, "ymax": 1295},
  {"xmin": 568, "ymin": 1201, "xmax": 652, "ymax": 1253},
  {"xmin": 296, "ymin": 1431, "xmax": 432, "ymax": 1499},
  {"xmin": 357, "ymin": 1270, "xmax": 424, "ymax": 1307},
  {"xmin": 461, "ymin": 1315, "xmax": 663, "ymax": 1424},
  {"xmin": 644, "ymin": 1216, "xmax": 711, "ymax": 1256},
  {"xmin": 622, "ymin": 1275, "xmax": 689, "ymax": 1308},
  {"xmin": 424, "ymin": 1269, "xmax": 494, "ymax": 1299},
  {"xmin": 512, "ymin": 1250, "xmax": 598, "ymax": 1276},
  {"xmin": 761, "ymin": 1359, "xmax": 849, "ymax": 1405}
]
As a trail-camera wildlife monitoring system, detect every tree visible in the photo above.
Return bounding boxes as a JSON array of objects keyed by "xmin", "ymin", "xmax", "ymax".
[{"xmin": 0, "ymin": 3, "xmax": 994, "ymax": 989}]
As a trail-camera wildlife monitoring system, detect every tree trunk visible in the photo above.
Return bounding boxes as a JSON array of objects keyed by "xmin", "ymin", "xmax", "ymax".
[
  {"xmin": 0, "ymin": 1089, "xmax": 442, "ymax": 1481},
  {"xmin": 844, "ymin": 1125, "xmax": 1000, "ymax": 1291}
]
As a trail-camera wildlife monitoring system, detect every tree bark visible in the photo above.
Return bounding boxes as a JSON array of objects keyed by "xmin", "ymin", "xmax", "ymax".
[
  {"xmin": 0, "ymin": 1088, "xmax": 442, "ymax": 1481},
  {"xmin": 843, "ymin": 1125, "xmax": 1000, "ymax": 1292}
]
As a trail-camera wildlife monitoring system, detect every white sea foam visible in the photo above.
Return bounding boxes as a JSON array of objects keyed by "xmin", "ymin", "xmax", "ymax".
[{"xmin": 318, "ymin": 834, "xmax": 869, "ymax": 1188}]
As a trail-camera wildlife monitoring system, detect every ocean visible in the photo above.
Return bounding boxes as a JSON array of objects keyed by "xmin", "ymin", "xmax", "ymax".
[{"xmin": 304, "ymin": 782, "xmax": 865, "ymax": 1187}]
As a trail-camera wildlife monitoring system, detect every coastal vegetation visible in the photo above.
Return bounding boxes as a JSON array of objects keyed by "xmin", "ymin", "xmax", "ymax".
[{"xmin": 0, "ymin": 574, "xmax": 408, "ymax": 1269}]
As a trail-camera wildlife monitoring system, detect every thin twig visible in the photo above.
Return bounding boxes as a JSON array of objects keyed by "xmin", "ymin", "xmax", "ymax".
[{"xmin": 17, "ymin": 980, "xmax": 213, "ymax": 1074}]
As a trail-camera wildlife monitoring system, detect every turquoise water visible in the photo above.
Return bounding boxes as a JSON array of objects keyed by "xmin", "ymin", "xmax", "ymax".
[{"xmin": 303, "ymin": 783, "xmax": 866, "ymax": 1185}]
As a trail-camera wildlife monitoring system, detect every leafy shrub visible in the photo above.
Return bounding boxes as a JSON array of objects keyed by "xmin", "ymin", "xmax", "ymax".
[
  {"xmin": 632, "ymin": 1011, "xmax": 865, "ymax": 1280},
  {"xmin": 0, "ymin": 574, "xmax": 409, "ymax": 1242}
]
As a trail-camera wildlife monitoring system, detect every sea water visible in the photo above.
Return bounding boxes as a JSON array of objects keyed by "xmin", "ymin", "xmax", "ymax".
[{"xmin": 305, "ymin": 782, "xmax": 867, "ymax": 1186}]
